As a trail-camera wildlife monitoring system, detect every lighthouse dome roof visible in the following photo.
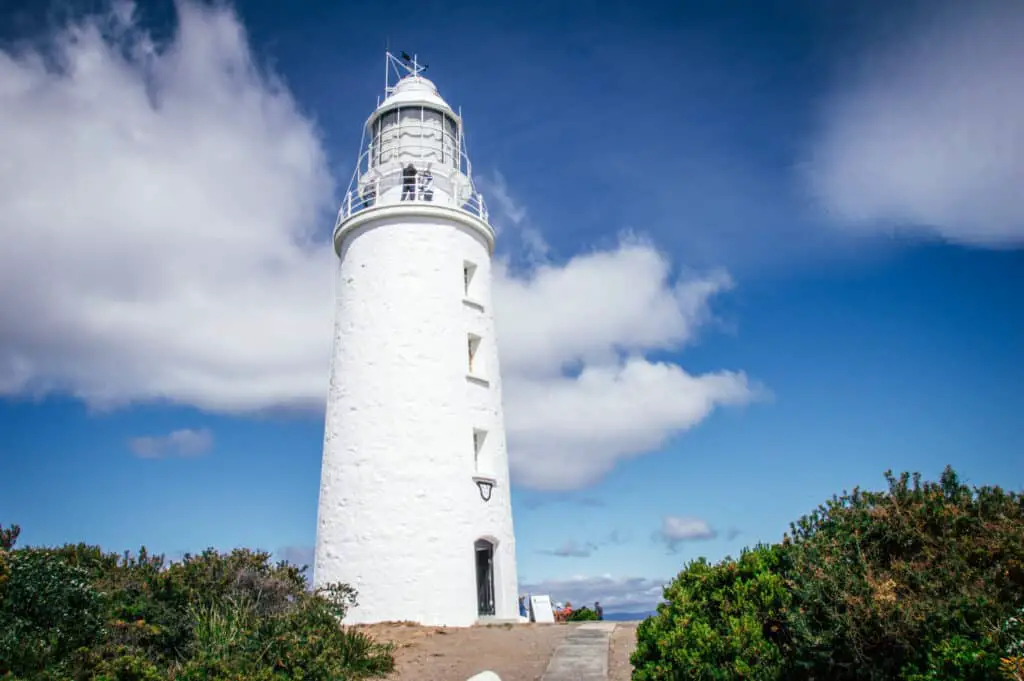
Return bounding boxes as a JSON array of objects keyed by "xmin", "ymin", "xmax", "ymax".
[{"xmin": 377, "ymin": 75, "xmax": 454, "ymax": 115}]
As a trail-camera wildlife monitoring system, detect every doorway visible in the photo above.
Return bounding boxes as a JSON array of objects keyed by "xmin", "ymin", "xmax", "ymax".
[{"xmin": 475, "ymin": 539, "xmax": 495, "ymax": 616}]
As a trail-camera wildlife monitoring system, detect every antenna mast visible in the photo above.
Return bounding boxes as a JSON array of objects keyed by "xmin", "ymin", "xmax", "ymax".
[{"xmin": 384, "ymin": 50, "xmax": 429, "ymax": 98}]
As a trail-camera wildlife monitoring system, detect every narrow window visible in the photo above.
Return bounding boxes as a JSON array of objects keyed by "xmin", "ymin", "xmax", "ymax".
[
  {"xmin": 472, "ymin": 428, "xmax": 488, "ymax": 471},
  {"xmin": 467, "ymin": 333, "xmax": 482, "ymax": 375},
  {"xmin": 463, "ymin": 261, "xmax": 477, "ymax": 298}
]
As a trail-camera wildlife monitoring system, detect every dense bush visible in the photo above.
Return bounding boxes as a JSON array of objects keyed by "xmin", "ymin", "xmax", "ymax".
[
  {"xmin": 567, "ymin": 607, "xmax": 600, "ymax": 622},
  {"xmin": 0, "ymin": 548, "xmax": 106, "ymax": 675},
  {"xmin": 632, "ymin": 544, "xmax": 792, "ymax": 681},
  {"xmin": 0, "ymin": 526, "xmax": 393, "ymax": 681},
  {"xmin": 632, "ymin": 467, "xmax": 1024, "ymax": 681},
  {"xmin": 1000, "ymin": 608, "xmax": 1024, "ymax": 681},
  {"xmin": 786, "ymin": 467, "xmax": 1023, "ymax": 681}
]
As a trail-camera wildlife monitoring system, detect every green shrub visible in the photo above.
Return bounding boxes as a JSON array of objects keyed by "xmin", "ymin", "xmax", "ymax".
[
  {"xmin": 785, "ymin": 466, "xmax": 1024, "ymax": 681},
  {"xmin": 632, "ymin": 543, "xmax": 792, "ymax": 681},
  {"xmin": 0, "ymin": 525, "xmax": 18, "ymax": 551},
  {"xmin": 900, "ymin": 636, "xmax": 1003, "ymax": 681},
  {"xmin": 90, "ymin": 649, "xmax": 166, "ymax": 681},
  {"xmin": 632, "ymin": 468, "xmax": 1024, "ymax": 681},
  {"xmin": 254, "ymin": 594, "xmax": 393, "ymax": 680},
  {"xmin": 1000, "ymin": 608, "xmax": 1024, "ymax": 680},
  {"xmin": 0, "ymin": 525, "xmax": 16, "ymax": 608},
  {"xmin": 173, "ymin": 582, "xmax": 391, "ymax": 681},
  {"xmin": 187, "ymin": 598, "xmax": 259, "ymax": 662},
  {"xmin": 0, "ymin": 548, "xmax": 105, "ymax": 677},
  {"xmin": 0, "ymin": 526, "xmax": 394, "ymax": 681},
  {"xmin": 567, "ymin": 607, "xmax": 600, "ymax": 622}
]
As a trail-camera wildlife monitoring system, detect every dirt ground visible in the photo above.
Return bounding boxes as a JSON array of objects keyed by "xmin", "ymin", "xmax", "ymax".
[{"xmin": 359, "ymin": 620, "xmax": 640, "ymax": 681}]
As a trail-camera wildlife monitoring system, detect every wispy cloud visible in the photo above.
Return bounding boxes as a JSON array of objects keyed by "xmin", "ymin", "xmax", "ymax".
[
  {"xmin": 482, "ymin": 170, "xmax": 527, "ymax": 227},
  {"xmin": 520, "ymin": 493, "xmax": 606, "ymax": 511},
  {"xmin": 656, "ymin": 515, "xmax": 717, "ymax": 553},
  {"xmin": 520, "ymin": 575, "xmax": 667, "ymax": 613},
  {"xmin": 538, "ymin": 528, "xmax": 632, "ymax": 557},
  {"xmin": 478, "ymin": 169, "xmax": 549, "ymax": 264},
  {"xmin": 540, "ymin": 540, "xmax": 598, "ymax": 558},
  {"xmin": 806, "ymin": 1, "xmax": 1024, "ymax": 248},
  {"xmin": 603, "ymin": 529, "xmax": 632, "ymax": 546},
  {"xmin": 128, "ymin": 428, "xmax": 213, "ymax": 459}
]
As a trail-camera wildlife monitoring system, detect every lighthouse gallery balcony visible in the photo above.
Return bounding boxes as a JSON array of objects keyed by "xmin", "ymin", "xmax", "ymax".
[{"xmin": 334, "ymin": 150, "xmax": 489, "ymax": 233}]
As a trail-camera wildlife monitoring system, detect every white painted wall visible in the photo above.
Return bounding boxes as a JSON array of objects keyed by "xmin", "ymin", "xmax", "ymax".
[{"xmin": 314, "ymin": 210, "xmax": 518, "ymax": 626}]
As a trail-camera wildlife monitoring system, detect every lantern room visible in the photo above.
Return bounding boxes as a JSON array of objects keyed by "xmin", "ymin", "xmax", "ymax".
[
  {"xmin": 335, "ymin": 52, "xmax": 487, "ymax": 231},
  {"xmin": 369, "ymin": 76, "xmax": 460, "ymax": 170}
]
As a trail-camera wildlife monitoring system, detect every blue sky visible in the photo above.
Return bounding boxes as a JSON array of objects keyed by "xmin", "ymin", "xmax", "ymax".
[{"xmin": 1, "ymin": 0, "xmax": 1022, "ymax": 614}]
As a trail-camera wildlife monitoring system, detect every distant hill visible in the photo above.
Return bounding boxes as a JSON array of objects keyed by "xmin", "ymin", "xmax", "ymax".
[{"xmin": 602, "ymin": 611, "xmax": 654, "ymax": 622}]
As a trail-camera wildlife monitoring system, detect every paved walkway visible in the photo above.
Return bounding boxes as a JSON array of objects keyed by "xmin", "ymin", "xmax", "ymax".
[{"xmin": 540, "ymin": 622, "xmax": 617, "ymax": 681}]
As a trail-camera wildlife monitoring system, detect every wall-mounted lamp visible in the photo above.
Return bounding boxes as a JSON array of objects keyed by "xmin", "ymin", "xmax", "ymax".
[{"xmin": 474, "ymin": 477, "xmax": 495, "ymax": 502}]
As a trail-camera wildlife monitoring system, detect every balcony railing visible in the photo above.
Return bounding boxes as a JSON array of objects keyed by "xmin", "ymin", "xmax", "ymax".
[{"xmin": 335, "ymin": 163, "xmax": 489, "ymax": 231}]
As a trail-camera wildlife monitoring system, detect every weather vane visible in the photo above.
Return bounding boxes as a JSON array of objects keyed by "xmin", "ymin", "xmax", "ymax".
[
  {"xmin": 399, "ymin": 51, "xmax": 429, "ymax": 75},
  {"xmin": 383, "ymin": 49, "xmax": 429, "ymax": 98}
]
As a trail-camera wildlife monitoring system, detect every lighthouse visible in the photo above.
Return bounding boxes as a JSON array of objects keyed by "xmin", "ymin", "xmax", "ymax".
[{"xmin": 313, "ymin": 52, "xmax": 519, "ymax": 626}]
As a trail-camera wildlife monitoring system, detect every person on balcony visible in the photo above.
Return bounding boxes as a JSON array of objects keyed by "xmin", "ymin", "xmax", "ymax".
[
  {"xmin": 401, "ymin": 163, "xmax": 417, "ymax": 200},
  {"xmin": 361, "ymin": 182, "xmax": 376, "ymax": 208},
  {"xmin": 418, "ymin": 164, "xmax": 434, "ymax": 202}
]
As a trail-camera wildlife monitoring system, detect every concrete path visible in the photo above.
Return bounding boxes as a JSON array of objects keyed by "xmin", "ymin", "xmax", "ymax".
[{"xmin": 540, "ymin": 622, "xmax": 617, "ymax": 681}]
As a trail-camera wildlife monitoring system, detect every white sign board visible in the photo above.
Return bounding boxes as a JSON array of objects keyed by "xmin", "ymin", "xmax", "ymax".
[{"xmin": 530, "ymin": 594, "xmax": 555, "ymax": 623}]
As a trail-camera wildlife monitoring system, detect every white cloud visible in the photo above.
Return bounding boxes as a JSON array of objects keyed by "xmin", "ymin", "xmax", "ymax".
[
  {"xmin": 540, "ymin": 540, "xmax": 598, "ymax": 558},
  {"xmin": 519, "ymin": 575, "xmax": 666, "ymax": 614},
  {"xmin": 496, "ymin": 243, "xmax": 757, "ymax": 490},
  {"xmin": 495, "ymin": 240, "xmax": 733, "ymax": 377},
  {"xmin": 128, "ymin": 427, "xmax": 212, "ymax": 459},
  {"xmin": 806, "ymin": 1, "xmax": 1024, "ymax": 247},
  {"xmin": 504, "ymin": 356, "xmax": 754, "ymax": 490},
  {"xmin": 520, "ymin": 493, "xmax": 606, "ymax": 510},
  {"xmin": 0, "ymin": 1, "xmax": 758, "ymax": 491},
  {"xmin": 0, "ymin": 0, "xmax": 336, "ymax": 412},
  {"xmin": 657, "ymin": 516, "xmax": 716, "ymax": 552}
]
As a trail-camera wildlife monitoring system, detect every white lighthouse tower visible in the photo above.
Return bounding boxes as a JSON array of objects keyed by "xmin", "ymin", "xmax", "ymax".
[{"xmin": 313, "ymin": 52, "xmax": 519, "ymax": 626}]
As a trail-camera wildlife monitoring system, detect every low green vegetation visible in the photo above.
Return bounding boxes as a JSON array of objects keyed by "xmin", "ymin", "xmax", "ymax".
[
  {"xmin": 0, "ymin": 527, "xmax": 394, "ymax": 681},
  {"xmin": 632, "ymin": 466, "xmax": 1024, "ymax": 681},
  {"xmin": 566, "ymin": 606, "xmax": 601, "ymax": 622}
]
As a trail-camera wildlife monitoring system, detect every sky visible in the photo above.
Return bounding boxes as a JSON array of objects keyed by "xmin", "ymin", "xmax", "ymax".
[{"xmin": 1, "ymin": 0, "xmax": 1022, "ymax": 615}]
